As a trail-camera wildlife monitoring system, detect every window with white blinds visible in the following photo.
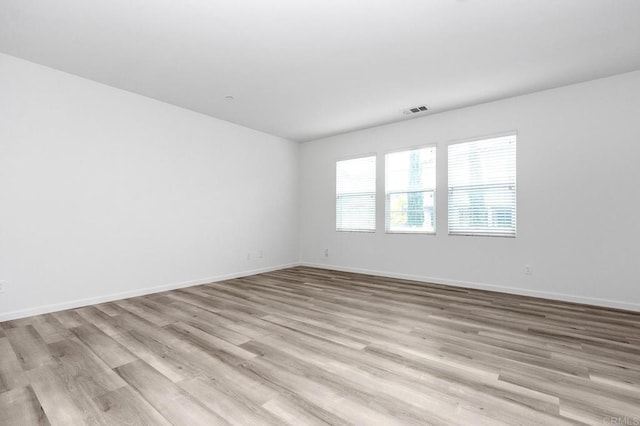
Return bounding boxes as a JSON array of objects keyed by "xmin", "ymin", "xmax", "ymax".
[
  {"xmin": 336, "ymin": 155, "xmax": 376, "ymax": 232},
  {"xmin": 385, "ymin": 146, "xmax": 436, "ymax": 233},
  {"xmin": 448, "ymin": 133, "xmax": 516, "ymax": 237}
]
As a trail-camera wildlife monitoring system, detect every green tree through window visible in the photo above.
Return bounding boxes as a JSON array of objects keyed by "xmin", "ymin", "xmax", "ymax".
[
  {"xmin": 385, "ymin": 146, "xmax": 436, "ymax": 233},
  {"xmin": 407, "ymin": 151, "xmax": 425, "ymax": 228}
]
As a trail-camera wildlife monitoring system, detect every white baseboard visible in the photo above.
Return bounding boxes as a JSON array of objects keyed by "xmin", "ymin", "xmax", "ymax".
[
  {"xmin": 0, "ymin": 262, "xmax": 301, "ymax": 322},
  {"xmin": 301, "ymin": 262, "xmax": 640, "ymax": 313}
]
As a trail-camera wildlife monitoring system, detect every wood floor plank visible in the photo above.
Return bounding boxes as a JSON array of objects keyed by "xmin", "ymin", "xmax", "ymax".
[
  {"xmin": 27, "ymin": 365, "xmax": 108, "ymax": 425},
  {"xmin": 51, "ymin": 310, "xmax": 88, "ymax": 329},
  {"xmin": 177, "ymin": 313, "xmax": 251, "ymax": 345},
  {"xmin": 263, "ymin": 396, "xmax": 336, "ymax": 426},
  {"xmin": 1, "ymin": 266, "xmax": 639, "ymax": 425},
  {"xmin": 178, "ymin": 376, "xmax": 282, "ymax": 426},
  {"xmin": 109, "ymin": 326, "xmax": 199, "ymax": 383},
  {"xmin": 114, "ymin": 299, "xmax": 172, "ymax": 327},
  {"xmin": 92, "ymin": 385, "xmax": 172, "ymax": 426},
  {"xmin": 47, "ymin": 338, "xmax": 127, "ymax": 399},
  {"xmin": 115, "ymin": 360, "xmax": 229, "ymax": 426},
  {"xmin": 93, "ymin": 302, "xmax": 129, "ymax": 317},
  {"xmin": 262, "ymin": 314, "xmax": 370, "ymax": 350},
  {"xmin": 69, "ymin": 323, "xmax": 138, "ymax": 368},
  {"xmin": 74, "ymin": 306, "xmax": 123, "ymax": 337},
  {"xmin": 0, "ymin": 337, "xmax": 28, "ymax": 393},
  {"xmin": 5, "ymin": 326, "xmax": 55, "ymax": 371},
  {"xmin": 30, "ymin": 315, "xmax": 73, "ymax": 344},
  {"xmin": 164, "ymin": 322, "xmax": 257, "ymax": 365},
  {"xmin": 1, "ymin": 317, "xmax": 35, "ymax": 329},
  {"xmin": 0, "ymin": 386, "xmax": 50, "ymax": 425}
]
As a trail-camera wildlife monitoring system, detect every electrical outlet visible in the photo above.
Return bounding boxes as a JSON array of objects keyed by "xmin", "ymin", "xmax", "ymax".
[
  {"xmin": 0, "ymin": 281, "xmax": 5, "ymax": 294},
  {"xmin": 246, "ymin": 253, "xmax": 251, "ymax": 261},
  {"xmin": 259, "ymin": 250, "xmax": 264, "ymax": 259},
  {"xmin": 524, "ymin": 265, "xmax": 532, "ymax": 275},
  {"xmin": 324, "ymin": 248, "xmax": 329, "ymax": 257}
]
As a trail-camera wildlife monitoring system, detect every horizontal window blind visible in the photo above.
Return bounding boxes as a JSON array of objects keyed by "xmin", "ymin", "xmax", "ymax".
[
  {"xmin": 448, "ymin": 134, "xmax": 516, "ymax": 237},
  {"xmin": 336, "ymin": 156, "xmax": 376, "ymax": 232},
  {"xmin": 385, "ymin": 147, "xmax": 436, "ymax": 233}
]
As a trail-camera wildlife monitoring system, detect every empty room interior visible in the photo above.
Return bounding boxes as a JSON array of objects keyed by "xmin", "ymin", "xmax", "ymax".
[{"xmin": 2, "ymin": 1, "xmax": 640, "ymax": 425}]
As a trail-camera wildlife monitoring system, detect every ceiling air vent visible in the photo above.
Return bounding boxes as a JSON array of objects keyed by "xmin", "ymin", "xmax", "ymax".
[{"xmin": 402, "ymin": 105, "xmax": 429, "ymax": 115}]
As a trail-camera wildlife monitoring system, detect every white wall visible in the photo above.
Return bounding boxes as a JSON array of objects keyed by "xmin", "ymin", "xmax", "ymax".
[
  {"xmin": 300, "ymin": 71, "xmax": 640, "ymax": 311},
  {"xmin": 0, "ymin": 53, "xmax": 299, "ymax": 320},
  {"xmin": 2, "ymin": 52, "xmax": 639, "ymax": 320}
]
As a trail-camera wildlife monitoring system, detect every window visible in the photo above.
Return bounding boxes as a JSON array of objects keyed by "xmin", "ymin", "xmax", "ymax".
[
  {"xmin": 385, "ymin": 146, "xmax": 436, "ymax": 233},
  {"xmin": 336, "ymin": 155, "xmax": 376, "ymax": 232},
  {"xmin": 448, "ymin": 133, "xmax": 516, "ymax": 237}
]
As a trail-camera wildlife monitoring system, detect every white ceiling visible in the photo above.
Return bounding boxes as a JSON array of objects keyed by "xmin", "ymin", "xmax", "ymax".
[{"xmin": 2, "ymin": 1, "xmax": 640, "ymax": 142}]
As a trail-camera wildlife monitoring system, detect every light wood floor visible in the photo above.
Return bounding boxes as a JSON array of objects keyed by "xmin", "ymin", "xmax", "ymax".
[{"xmin": 1, "ymin": 267, "xmax": 639, "ymax": 425}]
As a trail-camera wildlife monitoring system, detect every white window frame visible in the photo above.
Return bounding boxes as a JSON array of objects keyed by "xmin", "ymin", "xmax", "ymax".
[
  {"xmin": 384, "ymin": 144, "xmax": 437, "ymax": 234},
  {"xmin": 335, "ymin": 153, "xmax": 377, "ymax": 233},
  {"xmin": 447, "ymin": 132, "xmax": 517, "ymax": 238}
]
